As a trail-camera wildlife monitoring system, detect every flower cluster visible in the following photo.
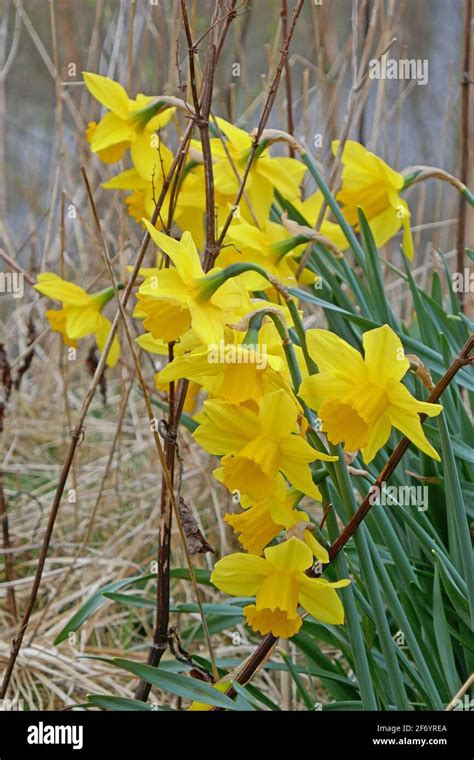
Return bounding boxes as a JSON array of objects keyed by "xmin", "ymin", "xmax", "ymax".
[{"xmin": 33, "ymin": 73, "xmax": 444, "ymax": 640}]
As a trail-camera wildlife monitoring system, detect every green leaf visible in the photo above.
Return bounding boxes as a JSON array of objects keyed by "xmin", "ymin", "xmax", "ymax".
[
  {"xmin": 357, "ymin": 209, "xmax": 395, "ymax": 326},
  {"xmin": 433, "ymin": 567, "xmax": 461, "ymax": 697},
  {"xmin": 85, "ymin": 695, "xmax": 170, "ymax": 711},
  {"xmin": 436, "ymin": 413, "xmax": 474, "ymax": 626},
  {"xmin": 324, "ymin": 499, "xmax": 378, "ymax": 709},
  {"xmin": 433, "ymin": 552, "xmax": 471, "ymax": 627},
  {"xmin": 368, "ymin": 537, "xmax": 443, "ymax": 709},
  {"xmin": 281, "ymin": 652, "xmax": 315, "ymax": 709},
  {"xmin": 103, "ymin": 658, "xmax": 239, "ymax": 710},
  {"xmin": 423, "ymin": 424, "xmax": 474, "ymax": 463},
  {"xmin": 170, "ymin": 568, "xmax": 212, "ymax": 585},
  {"xmin": 54, "ymin": 574, "xmax": 156, "ymax": 645}
]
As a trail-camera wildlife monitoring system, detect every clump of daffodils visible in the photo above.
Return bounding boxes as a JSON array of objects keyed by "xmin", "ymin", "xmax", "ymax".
[{"xmin": 33, "ymin": 72, "xmax": 446, "ymax": 642}]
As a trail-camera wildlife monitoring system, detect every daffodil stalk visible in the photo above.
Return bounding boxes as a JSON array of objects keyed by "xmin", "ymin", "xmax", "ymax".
[
  {"xmin": 401, "ymin": 165, "xmax": 474, "ymax": 207},
  {"xmin": 241, "ymin": 307, "xmax": 302, "ymax": 391}
]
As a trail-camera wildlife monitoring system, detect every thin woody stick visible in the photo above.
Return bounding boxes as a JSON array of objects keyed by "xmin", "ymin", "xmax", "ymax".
[
  {"xmin": 180, "ymin": 0, "xmax": 220, "ymax": 273},
  {"xmin": 81, "ymin": 168, "xmax": 219, "ymax": 689},
  {"xmin": 281, "ymin": 0, "xmax": 295, "ymax": 158},
  {"xmin": 214, "ymin": 0, "xmax": 305, "ymax": 262},
  {"xmin": 455, "ymin": 0, "xmax": 472, "ymax": 310}
]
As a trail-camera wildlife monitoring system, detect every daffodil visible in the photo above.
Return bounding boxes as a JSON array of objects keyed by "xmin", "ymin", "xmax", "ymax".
[
  {"xmin": 217, "ymin": 219, "xmax": 317, "ymax": 291},
  {"xmin": 155, "ymin": 322, "xmax": 301, "ymax": 404},
  {"xmin": 136, "ymin": 222, "xmax": 243, "ymax": 346},
  {"xmin": 226, "ymin": 485, "xmax": 329, "ymax": 561},
  {"xmin": 299, "ymin": 324, "xmax": 442, "ymax": 462},
  {"xmin": 33, "ymin": 273, "xmax": 120, "ymax": 367},
  {"xmin": 211, "ymin": 537, "xmax": 349, "ymax": 637},
  {"xmin": 193, "ymin": 117, "xmax": 306, "ymax": 224},
  {"xmin": 83, "ymin": 72, "xmax": 175, "ymax": 166},
  {"xmin": 194, "ymin": 389, "xmax": 337, "ymax": 501},
  {"xmin": 333, "ymin": 140, "xmax": 414, "ymax": 259}
]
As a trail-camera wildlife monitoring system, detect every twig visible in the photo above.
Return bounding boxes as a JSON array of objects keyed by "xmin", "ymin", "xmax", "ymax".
[
  {"xmin": 456, "ymin": 0, "xmax": 472, "ymax": 310},
  {"xmin": 0, "ymin": 470, "xmax": 17, "ymax": 623},
  {"xmin": 0, "ymin": 248, "xmax": 35, "ymax": 286},
  {"xmin": 214, "ymin": 0, "xmax": 305, "ymax": 261},
  {"xmin": 81, "ymin": 167, "xmax": 219, "ymax": 692},
  {"xmin": 445, "ymin": 672, "xmax": 474, "ymax": 711},
  {"xmin": 180, "ymin": 0, "xmax": 221, "ymax": 266},
  {"xmin": 281, "ymin": 0, "xmax": 295, "ymax": 157}
]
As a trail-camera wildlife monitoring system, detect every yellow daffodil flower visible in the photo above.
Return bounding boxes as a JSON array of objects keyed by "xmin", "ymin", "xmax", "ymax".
[
  {"xmin": 136, "ymin": 222, "xmax": 243, "ymax": 346},
  {"xmin": 83, "ymin": 72, "xmax": 175, "ymax": 165},
  {"xmin": 217, "ymin": 220, "xmax": 317, "ymax": 291},
  {"xmin": 299, "ymin": 324, "xmax": 442, "ymax": 462},
  {"xmin": 333, "ymin": 140, "xmax": 414, "ymax": 259},
  {"xmin": 194, "ymin": 389, "xmax": 337, "ymax": 501},
  {"xmin": 155, "ymin": 322, "xmax": 301, "ymax": 404},
  {"xmin": 226, "ymin": 485, "xmax": 329, "ymax": 561},
  {"xmin": 193, "ymin": 117, "xmax": 306, "ymax": 224},
  {"xmin": 33, "ymin": 273, "xmax": 120, "ymax": 367},
  {"xmin": 211, "ymin": 536, "xmax": 350, "ymax": 637}
]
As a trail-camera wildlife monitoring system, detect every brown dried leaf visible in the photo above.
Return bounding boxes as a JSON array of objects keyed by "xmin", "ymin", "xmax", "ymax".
[{"xmin": 178, "ymin": 497, "xmax": 214, "ymax": 555}]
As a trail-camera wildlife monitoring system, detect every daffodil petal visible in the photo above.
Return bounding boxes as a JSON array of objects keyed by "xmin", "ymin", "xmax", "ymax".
[
  {"xmin": 34, "ymin": 274, "xmax": 91, "ymax": 306},
  {"xmin": 362, "ymin": 325, "xmax": 410, "ymax": 383},
  {"xmin": 211, "ymin": 552, "xmax": 271, "ymax": 596},
  {"xmin": 298, "ymin": 576, "xmax": 350, "ymax": 625},
  {"xmin": 83, "ymin": 71, "xmax": 130, "ymax": 119},
  {"xmin": 264, "ymin": 536, "xmax": 313, "ymax": 573},
  {"xmin": 305, "ymin": 329, "xmax": 366, "ymax": 381}
]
